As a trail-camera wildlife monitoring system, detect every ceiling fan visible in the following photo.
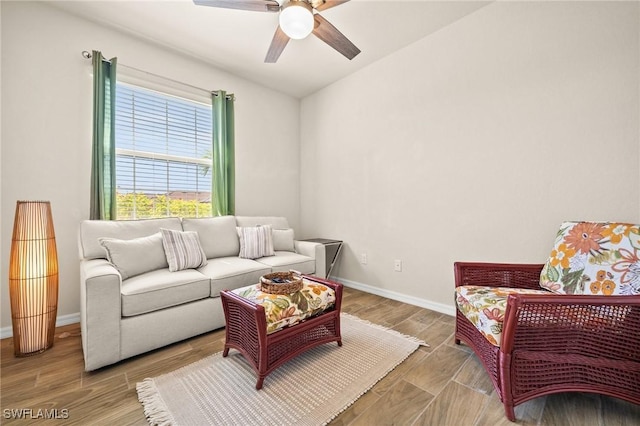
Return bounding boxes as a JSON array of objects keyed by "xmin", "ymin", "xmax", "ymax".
[{"xmin": 193, "ymin": 0, "xmax": 361, "ymax": 63}]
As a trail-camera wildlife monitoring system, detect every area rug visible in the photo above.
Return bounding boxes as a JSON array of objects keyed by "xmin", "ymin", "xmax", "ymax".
[{"xmin": 136, "ymin": 313, "xmax": 427, "ymax": 426}]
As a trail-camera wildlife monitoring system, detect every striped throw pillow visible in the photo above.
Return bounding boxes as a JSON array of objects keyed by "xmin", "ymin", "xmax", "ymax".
[
  {"xmin": 238, "ymin": 225, "xmax": 275, "ymax": 259},
  {"xmin": 161, "ymin": 228, "xmax": 208, "ymax": 272}
]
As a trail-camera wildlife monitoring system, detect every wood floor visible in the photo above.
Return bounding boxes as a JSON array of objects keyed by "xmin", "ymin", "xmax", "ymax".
[{"xmin": 2, "ymin": 287, "xmax": 639, "ymax": 425}]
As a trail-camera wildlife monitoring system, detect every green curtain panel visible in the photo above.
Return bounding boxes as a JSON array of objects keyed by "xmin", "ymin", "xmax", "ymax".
[
  {"xmin": 211, "ymin": 90, "xmax": 236, "ymax": 216},
  {"xmin": 90, "ymin": 51, "xmax": 117, "ymax": 220}
]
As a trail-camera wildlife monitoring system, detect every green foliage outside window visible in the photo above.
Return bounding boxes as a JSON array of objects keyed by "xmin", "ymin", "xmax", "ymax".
[{"xmin": 116, "ymin": 193, "xmax": 212, "ymax": 219}]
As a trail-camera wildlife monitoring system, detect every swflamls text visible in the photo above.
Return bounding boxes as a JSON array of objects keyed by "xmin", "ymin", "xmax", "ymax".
[{"xmin": 3, "ymin": 408, "xmax": 69, "ymax": 420}]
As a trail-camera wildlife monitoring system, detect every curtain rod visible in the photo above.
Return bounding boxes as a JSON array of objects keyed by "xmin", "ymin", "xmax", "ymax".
[{"xmin": 81, "ymin": 51, "xmax": 234, "ymax": 100}]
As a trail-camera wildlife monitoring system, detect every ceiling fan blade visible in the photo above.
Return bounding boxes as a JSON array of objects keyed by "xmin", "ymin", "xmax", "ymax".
[
  {"xmin": 312, "ymin": 13, "xmax": 360, "ymax": 60},
  {"xmin": 193, "ymin": 0, "xmax": 280, "ymax": 13},
  {"xmin": 312, "ymin": 0, "xmax": 350, "ymax": 12},
  {"xmin": 265, "ymin": 25, "xmax": 291, "ymax": 63}
]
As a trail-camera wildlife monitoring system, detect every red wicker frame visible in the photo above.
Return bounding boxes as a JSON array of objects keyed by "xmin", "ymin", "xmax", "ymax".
[
  {"xmin": 454, "ymin": 262, "xmax": 640, "ymax": 421},
  {"xmin": 220, "ymin": 275, "xmax": 343, "ymax": 389}
]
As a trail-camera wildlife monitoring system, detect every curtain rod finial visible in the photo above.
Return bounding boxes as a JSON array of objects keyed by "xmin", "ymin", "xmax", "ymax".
[{"xmin": 82, "ymin": 51, "xmax": 92, "ymax": 59}]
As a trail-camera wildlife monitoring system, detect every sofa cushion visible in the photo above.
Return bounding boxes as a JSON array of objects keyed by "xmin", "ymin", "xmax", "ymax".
[
  {"xmin": 273, "ymin": 229, "xmax": 295, "ymax": 252},
  {"xmin": 255, "ymin": 251, "xmax": 315, "ymax": 275},
  {"xmin": 231, "ymin": 278, "xmax": 336, "ymax": 334},
  {"xmin": 198, "ymin": 257, "xmax": 271, "ymax": 297},
  {"xmin": 455, "ymin": 285, "xmax": 550, "ymax": 346},
  {"xmin": 98, "ymin": 233, "xmax": 168, "ymax": 280},
  {"xmin": 161, "ymin": 228, "xmax": 208, "ymax": 272},
  {"xmin": 238, "ymin": 225, "xmax": 275, "ymax": 259},
  {"xmin": 121, "ymin": 268, "xmax": 210, "ymax": 317},
  {"xmin": 181, "ymin": 216, "xmax": 240, "ymax": 259},
  {"xmin": 540, "ymin": 221, "xmax": 640, "ymax": 295},
  {"xmin": 80, "ymin": 217, "xmax": 183, "ymax": 260},
  {"xmin": 235, "ymin": 216, "xmax": 289, "ymax": 229}
]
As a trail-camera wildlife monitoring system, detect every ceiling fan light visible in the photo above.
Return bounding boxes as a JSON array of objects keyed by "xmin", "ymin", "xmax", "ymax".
[{"xmin": 279, "ymin": 2, "xmax": 314, "ymax": 40}]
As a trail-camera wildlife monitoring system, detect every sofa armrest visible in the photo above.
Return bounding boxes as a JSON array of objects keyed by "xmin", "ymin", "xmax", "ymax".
[
  {"xmin": 497, "ymin": 291, "xmax": 640, "ymax": 414},
  {"xmin": 500, "ymin": 293, "xmax": 640, "ymax": 405},
  {"xmin": 502, "ymin": 294, "xmax": 640, "ymax": 356},
  {"xmin": 454, "ymin": 262, "xmax": 544, "ymax": 290},
  {"xmin": 80, "ymin": 259, "xmax": 122, "ymax": 371},
  {"xmin": 294, "ymin": 240, "xmax": 327, "ymax": 279}
]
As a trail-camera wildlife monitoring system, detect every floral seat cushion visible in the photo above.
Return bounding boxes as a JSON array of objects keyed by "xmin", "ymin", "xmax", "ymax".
[
  {"xmin": 540, "ymin": 222, "xmax": 640, "ymax": 296},
  {"xmin": 231, "ymin": 278, "xmax": 336, "ymax": 334},
  {"xmin": 455, "ymin": 285, "xmax": 550, "ymax": 346}
]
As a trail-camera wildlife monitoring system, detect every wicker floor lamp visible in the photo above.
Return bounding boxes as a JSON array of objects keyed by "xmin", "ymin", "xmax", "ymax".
[{"xmin": 9, "ymin": 201, "xmax": 59, "ymax": 356}]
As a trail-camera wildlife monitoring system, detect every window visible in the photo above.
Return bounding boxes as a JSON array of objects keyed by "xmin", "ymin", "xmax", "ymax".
[{"xmin": 115, "ymin": 83, "xmax": 213, "ymax": 219}]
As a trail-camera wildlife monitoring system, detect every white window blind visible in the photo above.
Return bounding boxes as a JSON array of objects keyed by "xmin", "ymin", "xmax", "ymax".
[{"xmin": 115, "ymin": 83, "xmax": 213, "ymax": 219}]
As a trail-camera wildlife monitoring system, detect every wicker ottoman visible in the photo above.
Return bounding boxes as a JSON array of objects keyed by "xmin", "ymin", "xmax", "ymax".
[{"xmin": 220, "ymin": 275, "xmax": 343, "ymax": 389}]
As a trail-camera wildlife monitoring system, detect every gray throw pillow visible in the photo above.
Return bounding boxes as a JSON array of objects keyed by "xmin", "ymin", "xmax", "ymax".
[
  {"xmin": 273, "ymin": 228, "xmax": 295, "ymax": 252},
  {"xmin": 161, "ymin": 228, "xmax": 208, "ymax": 272},
  {"xmin": 99, "ymin": 232, "xmax": 168, "ymax": 280}
]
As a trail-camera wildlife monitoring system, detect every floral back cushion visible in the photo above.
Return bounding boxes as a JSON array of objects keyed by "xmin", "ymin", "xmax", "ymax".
[{"xmin": 540, "ymin": 221, "xmax": 640, "ymax": 296}]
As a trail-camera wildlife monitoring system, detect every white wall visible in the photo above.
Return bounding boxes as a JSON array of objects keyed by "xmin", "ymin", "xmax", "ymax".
[
  {"xmin": 300, "ymin": 1, "xmax": 640, "ymax": 312},
  {"xmin": 0, "ymin": 1, "xmax": 300, "ymax": 331}
]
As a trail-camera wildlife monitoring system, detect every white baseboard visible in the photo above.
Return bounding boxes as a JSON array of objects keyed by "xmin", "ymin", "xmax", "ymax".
[
  {"xmin": 331, "ymin": 276, "xmax": 456, "ymax": 317},
  {"xmin": 0, "ymin": 313, "xmax": 80, "ymax": 340}
]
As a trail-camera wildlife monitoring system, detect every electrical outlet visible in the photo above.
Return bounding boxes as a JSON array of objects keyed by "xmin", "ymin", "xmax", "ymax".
[
  {"xmin": 394, "ymin": 259, "xmax": 402, "ymax": 272},
  {"xmin": 360, "ymin": 253, "xmax": 368, "ymax": 265}
]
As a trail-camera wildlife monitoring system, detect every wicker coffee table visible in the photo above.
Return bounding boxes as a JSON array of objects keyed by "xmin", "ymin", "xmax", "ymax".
[{"xmin": 220, "ymin": 275, "xmax": 343, "ymax": 389}]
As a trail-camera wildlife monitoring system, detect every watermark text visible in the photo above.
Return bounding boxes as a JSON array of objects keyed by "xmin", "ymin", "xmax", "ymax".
[{"xmin": 3, "ymin": 408, "xmax": 69, "ymax": 420}]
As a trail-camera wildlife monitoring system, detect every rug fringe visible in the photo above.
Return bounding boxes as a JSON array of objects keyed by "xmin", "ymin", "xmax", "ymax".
[
  {"xmin": 136, "ymin": 378, "xmax": 175, "ymax": 426},
  {"xmin": 341, "ymin": 312, "xmax": 429, "ymax": 347}
]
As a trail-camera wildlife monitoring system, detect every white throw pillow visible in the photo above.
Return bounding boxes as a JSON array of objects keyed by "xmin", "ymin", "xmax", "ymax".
[
  {"xmin": 99, "ymin": 233, "xmax": 168, "ymax": 280},
  {"xmin": 273, "ymin": 228, "xmax": 295, "ymax": 252},
  {"xmin": 238, "ymin": 225, "xmax": 275, "ymax": 259},
  {"xmin": 161, "ymin": 228, "xmax": 208, "ymax": 272}
]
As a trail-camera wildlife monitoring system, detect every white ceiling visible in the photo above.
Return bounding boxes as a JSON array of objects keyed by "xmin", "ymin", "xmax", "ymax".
[{"xmin": 51, "ymin": 0, "xmax": 490, "ymax": 98}]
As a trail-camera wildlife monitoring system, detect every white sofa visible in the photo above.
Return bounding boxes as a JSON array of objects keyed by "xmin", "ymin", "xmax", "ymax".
[{"xmin": 78, "ymin": 215, "xmax": 328, "ymax": 371}]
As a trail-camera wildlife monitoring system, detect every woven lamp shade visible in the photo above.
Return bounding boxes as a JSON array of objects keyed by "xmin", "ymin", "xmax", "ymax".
[{"xmin": 9, "ymin": 201, "xmax": 59, "ymax": 357}]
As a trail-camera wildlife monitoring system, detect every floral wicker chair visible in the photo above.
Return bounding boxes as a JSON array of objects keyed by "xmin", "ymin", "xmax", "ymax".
[{"xmin": 454, "ymin": 222, "xmax": 640, "ymax": 421}]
